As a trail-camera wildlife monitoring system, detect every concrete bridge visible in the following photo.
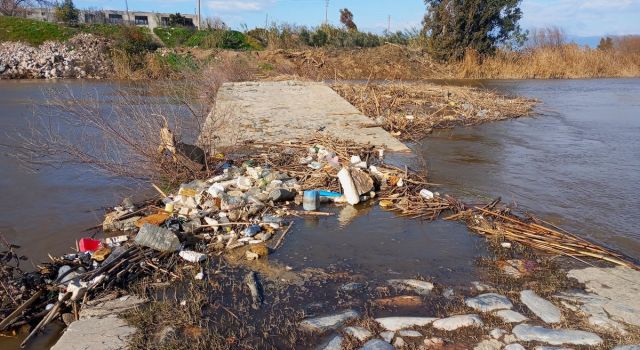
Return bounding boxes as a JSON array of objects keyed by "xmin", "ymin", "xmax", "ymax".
[{"xmin": 201, "ymin": 81, "xmax": 410, "ymax": 153}]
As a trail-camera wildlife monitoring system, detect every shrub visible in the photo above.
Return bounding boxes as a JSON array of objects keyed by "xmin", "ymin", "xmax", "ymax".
[
  {"xmin": 113, "ymin": 26, "xmax": 158, "ymax": 55},
  {"xmin": 154, "ymin": 27, "xmax": 195, "ymax": 47}
]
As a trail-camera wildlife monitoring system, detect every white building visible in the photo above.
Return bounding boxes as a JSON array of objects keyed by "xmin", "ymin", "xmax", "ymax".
[{"xmin": 23, "ymin": 8, "xmax": 199, "ymax": 30}]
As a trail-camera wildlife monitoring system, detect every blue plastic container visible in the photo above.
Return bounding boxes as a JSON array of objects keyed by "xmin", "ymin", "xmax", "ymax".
[{"xmin": 303, "ymin": 190, "xmax": 320, "ymax": 211}]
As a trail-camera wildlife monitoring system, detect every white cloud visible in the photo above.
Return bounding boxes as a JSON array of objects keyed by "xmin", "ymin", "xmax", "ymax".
[{"xmin": 207, "ymin": 0, "xmax": 275, "ymax": 12}]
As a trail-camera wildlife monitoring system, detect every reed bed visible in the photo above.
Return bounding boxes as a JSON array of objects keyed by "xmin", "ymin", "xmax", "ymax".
[{"xmin": 332, "ymin": 82, "xmax": 537, "ymax": 140}]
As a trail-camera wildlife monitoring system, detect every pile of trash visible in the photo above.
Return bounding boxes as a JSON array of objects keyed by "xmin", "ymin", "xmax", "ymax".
[{"xmin": 1, "ymin": 136, "xmax": 448, "ymax": 346}]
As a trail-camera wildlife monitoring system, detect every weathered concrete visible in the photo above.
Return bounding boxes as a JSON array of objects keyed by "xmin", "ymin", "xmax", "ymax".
[
  {"xmin": 564, "ymin": 266, "xmax": 640, "ymax": 327},
  {"xmin": 520, "ymin": 290, "xmax": 561, "ymax": 324},
  {"xmin": 52, "ymin": 295, "xmax": 146, "ymax": 350},
  {"xmin": 432, "ymin": 314, "xmax": 483, "ymax": 331},
  {"xmin": 375, "ymin": 316, "xmax": 438, "ymax": 331},
  {"xmin": 466, "ymin": 293, "xmax": 513, "ymax": 312},
  {"xmin": 512, "ymin": 324, "xmax": 603, "ymax": 346},
  {"xmin": 51, "ymin": 315, "xmax": 136, "ymax": 350},
  {"xmin": 300, "ymin": 310, "xmax": 360, "ymax": 333},
  {"xmin": 203, "ymin": 81, "xmax": 410, "ymax": 152}
]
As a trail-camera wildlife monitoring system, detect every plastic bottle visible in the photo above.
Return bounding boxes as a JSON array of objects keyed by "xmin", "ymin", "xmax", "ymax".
[
  {"xmin": 269, "ymin": 189, "xmax": 296, "ymax": 202},
  {"xmin": 338, "ymin": 168, "xmax": 360, "ymax": 205}
]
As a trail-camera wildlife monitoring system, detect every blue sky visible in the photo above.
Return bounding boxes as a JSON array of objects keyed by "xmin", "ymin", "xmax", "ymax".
[{"xmin": 74, "ymin": 0, "xmax": 640, "ymax": 38}]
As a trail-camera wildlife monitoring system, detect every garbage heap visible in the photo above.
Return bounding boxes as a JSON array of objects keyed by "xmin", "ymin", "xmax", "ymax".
[{"xmin": 1, "ymin": 136, "xmax": 451, "ymax": 346}]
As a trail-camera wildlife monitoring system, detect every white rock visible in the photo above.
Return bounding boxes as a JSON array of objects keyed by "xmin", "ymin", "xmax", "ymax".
[
  {"xmin": 504, "ymin": 344, "xmax": 525, "ymax": 350},
  {"xmin": 588, "ymin": 315, "xmax": 627, "ymax": 335},
  {"xmin": 490, "ymin": 328, "xmax": 507, "ymax": 339},
  {"xmin": 360, "ymin": 339, "xmax": 395, "ymax": 350},
  {"xmin": 375, "ymin": 317, "xmax": 437, "ymax": 331},
  {"xmin": 398, "ymin": 329, "xmax": 422, "ymax": 337},
  {"xmin": 520, "ymin": 290, "xmax": 561, "ymax": 324},
  {"xmin": 344, "ymin": 326, "xmax": 373, "ymax": 341},
  {"xmin": 432, "ymin": 314, "xmax": 483, "ymax": 331},
  {"xmin": 300, "ymin": 310, "xmax": 360, "ymax": 333},
  {"xmin": 494, "ymin": 310, "xmax": 529, "ymax": 323},
  {"xmin": 466, "ymin": 293, "xmax": 513, "ymax": 312},
  {"xmin": 471, "ymin": 281, "xmax": 495, "ymax": 292},
  {"xmin": 503, "ymin": 334, "xmax": 517, "ymax": 344},
  {"xmin": 534, "ymin": 347, "xmax": 573, "ymax": 350},
  {"xmin": 474, "ymin": 339, "xmax": 503, "ymax": 350},
  {"xmin": 321, "ymin": 335, "xmax": 343, "ymax": 350},
  {"xmin": 380, "ymin": 331, "xmax": 394, "ymax": 343},
  {"xmin": 393, "ymin": 337, "xmax": 406, "ymax": 348},
  {"xmin": 512, "ymin": 324, "xmax": 603, "ymax": 346},
  {"xmin": 387, "ymin": 279, "xmax": 434, "ymax": 295},
  {"xmin": 612, "ymin": 346, "xmax": 640, "ymax": 350}
]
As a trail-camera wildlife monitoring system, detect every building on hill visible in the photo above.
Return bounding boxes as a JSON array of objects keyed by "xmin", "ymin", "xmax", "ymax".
[{"xmin": 22, "ymin": 8, "xmax": 198, "ymax": 30}]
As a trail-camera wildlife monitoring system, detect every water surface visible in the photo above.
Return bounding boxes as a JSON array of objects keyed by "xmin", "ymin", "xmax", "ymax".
[{"xmin": 420, "ymin": 79, "xmax": 640, "ymax": 259}]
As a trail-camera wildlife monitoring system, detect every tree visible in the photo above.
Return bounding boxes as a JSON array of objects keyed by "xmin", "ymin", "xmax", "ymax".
[
  {"xmin": 340, "ymin": 8, "xmax": 357, "ymax": 31},
  {"xmin": 597, "ymin": 36, "xmax": 613, "ymax": 51},
  {"xmin": 169, "ymin": 13, "xmax": 193, "ymax": 27},
  {"xmin": 55, "ymin": 0, "xmax": 78, "ymax": 24},
  {"xmin": 422, "ymin": 0, "xmax": 527, "ymax": 61},
  {"xmin": 1, "ymin": 0, "xmax": 52, "ymax": 16}
]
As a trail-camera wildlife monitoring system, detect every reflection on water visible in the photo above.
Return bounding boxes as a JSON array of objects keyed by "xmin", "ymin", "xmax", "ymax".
[{"xmin": 420, "ymin": 79, "xmax": 640, "ymax": 259}]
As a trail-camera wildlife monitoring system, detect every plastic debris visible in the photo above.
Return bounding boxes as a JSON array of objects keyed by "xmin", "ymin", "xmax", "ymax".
[
  {"xmin": 78, "ymin": 238, "xmax": 101, "ymax": 253},
  {"xmin": 179, "ymin": 250, "xmax": 206, "ymax": 263},
  {"xmin": 134, "ymin": 224, "xmax": 181, "ymax": 252}
]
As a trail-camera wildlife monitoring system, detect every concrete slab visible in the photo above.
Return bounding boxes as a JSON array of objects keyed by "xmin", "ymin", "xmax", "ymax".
[
  {"xmin": 202, "ymin": 81, "xmax": 409, "ymax": 152},
  {"xmin": 51, "ymin": 315, "xmax": 136, "ymax": 350}
]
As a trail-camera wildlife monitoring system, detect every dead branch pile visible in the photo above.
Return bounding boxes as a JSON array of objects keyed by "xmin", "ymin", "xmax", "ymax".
[
  {"xmin": 259, "ymin": 44, "xmax": 453, "ymax": 81},
  {"xmin": 332, "ymin": 82, "xmax": 538, "ymax": 141},
  {"xmin": 449, "ymin": 204, "xmax": 638, "ymax": 270}
]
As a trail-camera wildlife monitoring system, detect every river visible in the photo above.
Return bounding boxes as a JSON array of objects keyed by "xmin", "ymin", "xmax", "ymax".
[
  {"xmin": 420, "ymin": 78, "xmax": 640, "ymax": 260},
  {"xmin": 1, "ymin": 78, "xmax": 638, "ymax": 280}
]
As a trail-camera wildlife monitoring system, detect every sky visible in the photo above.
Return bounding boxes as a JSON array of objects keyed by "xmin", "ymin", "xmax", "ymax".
[{"xmin": 73, "ymin": 0, "xmax": 640, "ymax": 39}]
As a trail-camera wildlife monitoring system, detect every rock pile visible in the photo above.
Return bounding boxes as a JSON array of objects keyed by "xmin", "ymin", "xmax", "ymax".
[{"xmin": 0, "ymin": 34, "xmax": 112, "ymax": 79}]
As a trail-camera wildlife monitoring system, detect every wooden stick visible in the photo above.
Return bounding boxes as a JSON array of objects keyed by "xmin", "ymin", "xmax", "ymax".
[
  {"xmin": 151, "ymin": 183, "xmax": 168, "ymax": 197},
  {"xmin": 0, "ymin": 290, "xmax": 43, "ymax": 331},
  {"xmin": 274, "ymin": 222, "xmax": 294, "ymax": 250}
]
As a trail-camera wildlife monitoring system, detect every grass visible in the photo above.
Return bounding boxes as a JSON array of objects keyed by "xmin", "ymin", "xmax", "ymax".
[
  {"xmin": 154, "ymin": 27, "xmax": 261, "ymax": 50},
  {"xmin": 0, "ymin": 16, "xmax": 77, "ymax": 45},
  {"xmin": 458, "ymin": 45, "xmax": 640, "ymax": 79}
]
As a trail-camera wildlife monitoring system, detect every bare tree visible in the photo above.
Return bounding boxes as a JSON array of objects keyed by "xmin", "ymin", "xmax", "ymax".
[
  {"xmin": 204, "ymin": 16, "xmax": 228, "ymax": 30},
  {"xmin": 527, "ymin": 26, "xmax": 566, "ymax": 49},
  {"xmin": 1, "ymin": 0, "xmax": 52, "ymax": 16},
  {"xmin": 7, "ymin": 56, "xmax": 254, "ymax": 186}
]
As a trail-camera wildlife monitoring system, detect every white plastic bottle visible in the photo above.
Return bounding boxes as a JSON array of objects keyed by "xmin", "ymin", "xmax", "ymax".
[{"xmin": 338, "ymin": 168, "xmax": 360, "ymax": 205}]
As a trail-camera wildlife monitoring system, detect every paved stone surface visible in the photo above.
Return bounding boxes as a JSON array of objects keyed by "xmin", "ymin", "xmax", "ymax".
[
  {"xmin": 566, "ymin": 266, "xmax": 640, "ymax": 327},
  {"xmin": 494, "ymin": 309, "xmax": 529, "ymax": 323},
  {"xmin": 520, "ymin": 290, "xmax": 561, "ymax": 324},
  {"xmin": 375, "ymin": 317, "xmax": 438, "ymax": 331},
  {"xmin": 490, "ymin": 328, "xmax": 507, "ymax": 339},
  {"xmin": 360, "ymin": 339, "xmax": 395, "ymax": 350},
  {"xmin": 51, "ymin": 315, "xmax": 136, "ymax": 350},
  {"xmin": 344, "ymin": 326, "xmax": 373, "ymax": 341},
  {"xmin": 205, "ymin": 81, "xmax": 410, "ymax": 152},
  {"xmin": 432, "ymin": 314, "xmax": 483, "ymax": 331},
  {"xmin": 388, "ymin": 279, "xmax": 435, "ymax": 295},
  {"xmin": 300, "ymin": 310, "xmax": 360, "ymax": 333},
  {"xmin": 534, "ymin": 347, "xmax": 573, "ymax": 350},
  {"xmin": 80, "ymin": 295, "xmax": 147, "ymax": 319},
  {"xmin": 612, "ymin": 346, "xmax": 640, "ymax": 350},
  {"xmin": 474, "ymin": 339, "xmax": 503, "ymax": 350},
  {"xmin": 320, "ymin": 335, "xmax": 343, "ymax": 350},
  {"xmin": 466, "ymin": 293, "xmax": 513, "ymax": 312},
  {"xmin": 512, "ymin": 324, "xmax": 603, "ymax": 346},
  {"xmin": 393, "ymin": 337, "xmax": 406, "ymax": 348},
  {"xmin": 504, "ymin": 344, "xmax": 525, "ymax": 350}
]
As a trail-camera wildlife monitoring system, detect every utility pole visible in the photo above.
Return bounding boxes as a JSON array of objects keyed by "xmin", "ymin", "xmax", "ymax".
[
  {"xmin": 387, "ymin": 15, "xmax": 391, "ymax": 33},
  {"xmin": 124, "ymin": 0, "xmax": 129, "ymax": 23},
  {"xmin": 197, "ymin": 0, "xmax": 201, "ymax": 29},
  {"xmin": 324, "ymin": 0, "xmax": 329, "ymax": 25},
  {"xmin": 265, "ymin": 13, "xmax": 268, "ymax": 28}
]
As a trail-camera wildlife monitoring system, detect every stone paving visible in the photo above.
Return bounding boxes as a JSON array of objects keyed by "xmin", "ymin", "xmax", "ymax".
[{"xmin": 307, "ymin": 273, "xmax": 640, "ymax": 350}]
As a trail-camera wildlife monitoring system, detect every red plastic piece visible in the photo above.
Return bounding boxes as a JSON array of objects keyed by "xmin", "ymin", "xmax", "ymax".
[{"xmin": 78, "ymin": 238, "xmax": 102, "ymax": 252}]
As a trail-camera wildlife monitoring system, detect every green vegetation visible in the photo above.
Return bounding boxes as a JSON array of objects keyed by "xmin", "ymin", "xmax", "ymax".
[
  {"xmin": 161, "ymin": 52, "xmax": 198, "ymax": 71},
  {"xmin": 55, "ymin": 0, "xmax": 79, "ymax": 24},
  {"xmin": 423, "ymin": 0, "xmax": 527, "ymax": 61},
  {"xmin": 0, "ymin": 16, "xmax": 77, "ymax": 45},
  {"xmin": 154, "ymin": 27, "xmax": 260, "ymax": 50}
]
